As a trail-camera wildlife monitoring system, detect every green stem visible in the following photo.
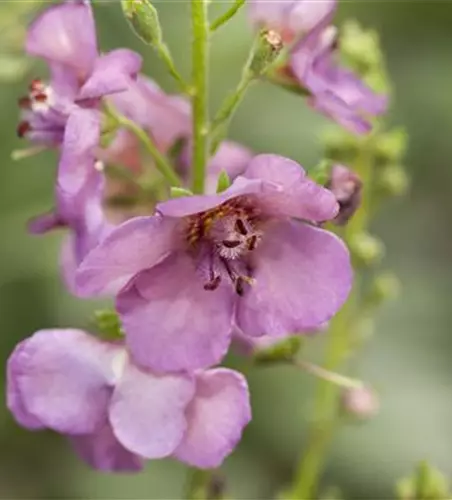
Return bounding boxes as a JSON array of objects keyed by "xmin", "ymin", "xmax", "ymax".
[
  {"xmin": 191, "ymin": 0, "xmax": 210, "ymax": 194},
  {"xmin": 210, "ymin": 0, "xmax": 245, "ymax": 32},
  {"xmin": 185, "ymin": 468, "xmax": 212, "ymax": 500},
  {"xmin": 157, "ymin": 42, "xmax": 190, "ymax": 93},
  {"xmin": 290, "ymin": 136, "xmax": 374, "ymax": 500},
  {"xmin": 104, "ymin": 103, "xmax": 182, "ymax": 187}
]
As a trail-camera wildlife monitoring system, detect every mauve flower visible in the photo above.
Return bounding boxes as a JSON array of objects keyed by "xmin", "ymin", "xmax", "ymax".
[
  {"xmin": 248, "ymin": 0, "xmax": 387, "ymax": 134},
  {"xmin": 7, "ymin": 329, "xmax": 251, "ymax": 471},
  {"xmin": 29, "ymin": 172, "xmax": 112, "ymax": 293},
  {"xmin": 326, "ymin": 164, "xmax": 362, "ymax": 225},
  {"xmin": 18, "ymin": 1, "xmax": 142, "ymax": 197},
  {"xmin": 76, "ymin": 154, "xmax": 353, "ymax": 373}
]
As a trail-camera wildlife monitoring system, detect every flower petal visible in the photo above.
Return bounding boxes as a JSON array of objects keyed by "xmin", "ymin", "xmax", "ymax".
[
  {"xmin": 8, "ymin": 329, "xmax": 117, "ymax": 434},
  {"xmin": 243, "ymin": 154, "xmax": 338, "ymax": 221},
  {"xmin": 109, "ymin": 363, "xmax": 195, "ymax": 458},
  {"xmin": 78, "ymin": 49, "xmax": 142, "ymax": 101},
  {"xmin": 156, "ymin": 176, "xmax": 263, "ymax": 218},
  {"xmin": 70, "ymin": 423, "xmax": 144, "ymax": 472},
  {"xmin": 7, "ymin": 343, "xmax": 44, "ymax": 430},
  {"xmin": 174, "ymin": 369, "xmax": 251, "ymax": 469},
  {"xmin": 75, "ymin": 215, "xmax": 179, "ymax": 297},
  {"xmin": 57, "ymin": 107, "xmax": 100, "ymax": 199},
  {"xmin": 236, "ymin": 221, "xmax": 352, "ymax": 336},
  {"xmin": 26, "ymin": 3, "xmax": 97, "ymax": 79},
  {"xmin": 117, "ymin": 252, "xmax": 234, "ymax": 373}
]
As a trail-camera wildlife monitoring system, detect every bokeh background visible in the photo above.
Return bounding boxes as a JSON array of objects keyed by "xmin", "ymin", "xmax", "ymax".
[{"xmin": 1, "ymin": 1, "xmax": 452, "ymax": 498}]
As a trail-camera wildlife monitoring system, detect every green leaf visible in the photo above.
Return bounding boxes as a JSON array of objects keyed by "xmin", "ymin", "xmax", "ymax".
[
  {"xmin": 121, "ymin": 0, "xmax": 163, "ymax": 47},
  {"xmin": 216, "ymin": 170, "xmax": 231, "ymax": 193},
  {"xmin": 170, "ymin": 187, "xmax": 193, "ymax": 198}
]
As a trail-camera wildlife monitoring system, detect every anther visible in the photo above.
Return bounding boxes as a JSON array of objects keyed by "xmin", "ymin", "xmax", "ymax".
[
  {"xmin": 247, "ymin": 235, "xmax": 258, "ymax": 251},
  {"xmin": 29, "ymin": 79, "xmax": 43, "ymax": 92},
  {"xmin": 17, "ymin": 121, "xmax": 31, "ymax": 138},
  {"xmin": 222, "ymin": 240, "xmax": 241, "ymax": 249},
  {"xmin": 235, "ymin": 218, "xmax": 248, "ymax": 236},
  {"xmin": 204, "ymin": 275, "xmax": 221, "ymax": 291},
  {"xmin": 18, "ymin": 96, "xmax": 31, "ymax": 109},
  {"xmin": 33, "ymin": 92, "xmax": 47, "ymax": 103},
  {"xmin": 235, "ymin": 277, "xmax": 244, "ymax": 296}
]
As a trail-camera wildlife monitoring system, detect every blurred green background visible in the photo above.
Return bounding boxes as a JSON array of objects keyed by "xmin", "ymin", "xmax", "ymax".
[{"xmin": 1, "ymin": 1, "xmax": 452, "ymax": 498}]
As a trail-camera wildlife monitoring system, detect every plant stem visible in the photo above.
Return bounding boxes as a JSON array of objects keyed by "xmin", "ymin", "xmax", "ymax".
[
  {"xmin": 157, "ymin": 42, "xmax": 190, "ymax": 93},
  {"xmin": 210, "ymin": 0, "xmax": 245, "ymax": 32},
  {"xmin": 191, "ymin": 0, "xmax": 210, "ymax": 194},
  {"xmin": 104, "ymin": 103, "xmax": 182, "ymax": 187},
  {"xmin": 290, "ymin": 136, "xmax": 374, "ymax": 500},
  {"xmin": 185, "ymin": 468, "xmax": 212, "ymax": 500}
]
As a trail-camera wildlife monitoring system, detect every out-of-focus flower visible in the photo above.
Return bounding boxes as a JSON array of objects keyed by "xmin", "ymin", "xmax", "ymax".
[
  {"xmin": 248, "ymin": 0, "xmax": 387, "ymax": 134},
  {"xmin": 18, "ymin": 2, "xmax": 142, "ymax": 198},
  {"xmin": 76, "ymin": 154, "xmax": 352, "ymax": 373},
  {"xmin": 326, "ymin": 164, "xmax": 362, "ymax": 225},
  {"xmin": 28, "ymin": 174, "xmax": 112, "ymax": 293},
  {"xmin": 178, "ymin": 140, "xmax": 253, "ymax": 194},
  {"xmin": 7, "ymin": 329, "xmax": 251, "ymax": 471},
  {"xmin": 341, "ymin": 385, "xmax": 379, "ymax": 420}
]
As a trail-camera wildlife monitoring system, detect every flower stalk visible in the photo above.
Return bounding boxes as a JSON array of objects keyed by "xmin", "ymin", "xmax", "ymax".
[
  {"xmin": 210, "ymin": 0, "xmax": 245, "ymax": 33},
  {"xmin": 191, "ymin": 0, "xmax": 210, "ymax": 194}
]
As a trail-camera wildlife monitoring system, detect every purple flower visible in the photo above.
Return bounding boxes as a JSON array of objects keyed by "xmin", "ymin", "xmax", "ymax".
[
  {"xmin": 326, "ymin": 164, "xmax": 362, "ymax": 225},
  {"xmin": 7, "ymin": 329, "xmax": 251, "ymax": 471},
  {"xmin": 76, "ymin": 154, "xmax": 352, "ymax": 373},
  {"xmin": 29, "ymin": 173, "xmax": 112, "ymax": 293},
  {"xmin": 19, "ymin": 2, "xmax": 142, "ymax": 197},
  {"xmin": 248, "ymin": 0, "xmax": 387, "ymax": 134}
]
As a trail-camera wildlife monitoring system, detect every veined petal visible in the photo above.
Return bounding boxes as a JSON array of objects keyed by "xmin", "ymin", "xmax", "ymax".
[
  {"xmin": 174, "ymin": 368, "xmax": 251, "ymax": 469},
  {"xmin": 243, "ymin": 154, "xmax": 338, "ymax": 221},
  {"xmin": 75, "ymin": 215, "xmax": 179, "ymax": 297},
  {"xmin": 70, "ymin": 423, "xmax": 144, "ymax": 472},
  {"xmin": 78, "ymin": 49, "xmax": 142, "ymax": 101},
  {"xmin": 109, "ymin": 363, "xmax": 195, "ymax": 458},
  {"xmin": 8, "ymin": 329, "xmax": 118, "ymax": 435},
  {"xmin": 236, "ymin": 221, "xmax": 352, "ymax": 336},
  {"xmin": 117, "ymin": 252, "xmax": 234, "ymax": 373},
  {"xmin": 26, "ymin": 3, "xmax": 97, "ymax": 79}
]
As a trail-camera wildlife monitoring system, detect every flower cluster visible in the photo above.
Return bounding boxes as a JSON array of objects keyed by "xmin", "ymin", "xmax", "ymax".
[{"xmin": 6, "ymin": 0, "xmax": 388, "ymax": 475}]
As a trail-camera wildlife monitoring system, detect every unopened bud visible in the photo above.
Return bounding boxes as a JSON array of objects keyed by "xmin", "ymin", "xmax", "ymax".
[
  {"xmin": 350, "ymin": 232, "xmax": 384, "ymax": 267},
  {"xmin": 326, "ymin": 164, "xmax": 362, "ymax": 226},
  {"xmin": 121, "ymin": 0, "xmax": 163, "ymax": 47},
  {"xmin": 341, "ymin": 385, "xmax": 379, "ymax": 420},
  {"xmin": 396, "ymin": 462, "xmax": 450, "ymax": 500},
  {"xmin": 378, "ymin": 165, "xmax": 410, "ymax": 197},
  {"xmin": 253, "ymin": 336, "xmax": 303, "ymax": 365},
  {"xmin": 93, "ymin": 309, "xmax": 124, "ymax": 340},
  {"xmin": 250, "ymin": 29, "xmax": 283, "ymax": 76},
  {"xmin": 370, "ymin": 272, "xmax": 401, "ymax": 306},
  {"xmin": 375, "ymin": 128, "xmax": 408, "ymax": 164}
]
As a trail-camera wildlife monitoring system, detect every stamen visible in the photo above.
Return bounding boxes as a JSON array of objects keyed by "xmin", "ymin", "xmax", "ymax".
[
  {"xmin": 204, "ymin": 275, "xmax": 222, "ymax": 291},
  {"xmin": 18, "ymin": 97, "xmax": 31, "ymax": 109},
  {"xmin": 29, "ymin": 79, "xmax": 43, "ymax": 92},
  {"xmin": 17, "ymin": 121, "xmax": 31, "ymax": 138},
  {"xmin": 247, "ymin": 235, "xmax": 258, "ymax": 251},
  {"xmin": 33, "ymin": 92, "xmax": 47, "ymax": 103},
  {"xmin": 235, "ymin": 218, "xmax": 248, "ymax": 236},
  {"xmin": 222, "ymin": 240, "xmax": 241, "ymax": 249},
  {"xmin": 235, "ymin": 277, "xmax": 244, "ymax": 296}
]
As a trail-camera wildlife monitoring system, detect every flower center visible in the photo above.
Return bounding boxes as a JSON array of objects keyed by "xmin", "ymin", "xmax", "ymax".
[
  {"xmin": 17, "ymin": 79, "xmax": 55, "ymax": 138},
  {"xmin": 186, "ymin": 198, "xmax": 263, "ymax": 296}
]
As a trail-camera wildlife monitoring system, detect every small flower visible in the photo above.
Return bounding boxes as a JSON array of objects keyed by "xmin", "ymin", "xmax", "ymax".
[
  {"xmin": 28, "ymin": 174, "xmax": 112, "ymax": 293},
  {"xmin": 7, "ymin": 329, "xmax": 251, "ymax": 471},
  {"xmin": 248, "ymin": 0, "xmax": 387, "ymax": 134},
  {"xmin": 76, "ymin": 154, "xmax": 352, "ymax": 373},
  {"xmin": 18, "ymin": 2, "xmax": 142, "ymax": 198},
  {"xmin": 326, "ymin": 164, "xmax": 362, "ymax": 225}
]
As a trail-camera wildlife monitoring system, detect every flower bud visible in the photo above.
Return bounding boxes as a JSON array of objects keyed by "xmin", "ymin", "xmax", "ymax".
[
  {"xmin": 369, "ymin": 271, "xmax": 401, "ymax": 306},
  {"xmin": 326, "ymin": 164, "xmax": 362, "ymax": 226},
  {"xmin": 349, "ymin": 232, "xmax": 384, "ymax": 267},
  {"xmin": 375, "ymin": 128, "xmax": 408, "ymax": 164},
  {"xmin": 121, "ymin": 0, "xmax": 163, "ymax": 47},
  {"xmin": 250, "ymin": 29, "xmax": 284, "ymax": 77},
  {"xmin": 341, "ymin": 385, "xmax": 379, "ymax": 420},
  {"xmin": 253, "ymin": 336, "xmax": 303, "ymax": 365},
  {"xmin": 93, "ymin": 309, "xmax": 124, "ymax": 340},
  {"xmin": 377, "ymin": 165, "xmax": 410, "ymax": 197},
  {"xmin": 396, "ymin": 462, "xmax": 450, "ymax": 500}
]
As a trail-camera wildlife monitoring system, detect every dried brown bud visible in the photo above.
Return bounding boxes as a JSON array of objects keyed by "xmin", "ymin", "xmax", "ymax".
[{"xmin": 326, "ymin": 164, "xmax": 362, "ymax": 225}]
